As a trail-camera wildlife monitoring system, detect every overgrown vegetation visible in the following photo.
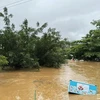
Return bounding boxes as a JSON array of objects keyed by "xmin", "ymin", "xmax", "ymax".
[
  {"xmin": 0, "ymin": 55, "xmax": 8, "ymax": 66},
  {"xmin": 67, "ymin": 20, "xmax": 100, "ymax": 61},
  {"xmin": 0, "ymin": 7, "xmax": 100, "ymax": 70},
  {"xmin": 0, "ymin": 7, "xmax": 69, "ymax": 70}
]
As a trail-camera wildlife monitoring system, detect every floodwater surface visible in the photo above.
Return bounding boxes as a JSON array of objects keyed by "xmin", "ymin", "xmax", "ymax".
[{"xmin": 0, "ymin": 61, "xmax": 100, "ymax": 100}]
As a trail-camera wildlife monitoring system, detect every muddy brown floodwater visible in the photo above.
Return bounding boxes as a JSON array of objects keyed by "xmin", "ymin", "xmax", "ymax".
[{"xmin": 0, "ymin": 60, "xmax": 100, "ymax": 100}]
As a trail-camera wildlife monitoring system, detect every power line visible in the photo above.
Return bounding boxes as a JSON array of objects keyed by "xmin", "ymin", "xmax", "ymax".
[
  {"xmin": 0, "ymin": 0, "xmax": 26, "ymax": 9},
  {"xmin": 0, "ymin": 0, "xmax": 33, "ymax": 10}
]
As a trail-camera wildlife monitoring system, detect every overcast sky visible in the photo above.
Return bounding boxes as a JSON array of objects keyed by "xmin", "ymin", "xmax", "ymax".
[{"xmin": 0, "ymin": 0, "xmax": 100, "ymax": 41}]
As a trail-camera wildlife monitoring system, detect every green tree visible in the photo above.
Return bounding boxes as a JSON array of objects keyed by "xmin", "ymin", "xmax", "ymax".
[
  {"xmin": 35, "ymin": 28, "xmax": 69, "ymax": 68},
  {"xmin": 0, "ymin": 7, "xmax": 69, "ymax": 70},
  {"xmin": 68, "ymin": 20, "xmax": 100, "ymax": 61}
]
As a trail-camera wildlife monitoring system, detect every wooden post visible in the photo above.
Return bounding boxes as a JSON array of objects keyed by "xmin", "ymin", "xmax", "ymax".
[{"xmin": 34, "ymin": 90, "xmax": 36, "ymax": 100}]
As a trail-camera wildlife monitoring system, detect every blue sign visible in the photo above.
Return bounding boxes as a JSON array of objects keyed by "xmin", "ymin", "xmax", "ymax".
[{"xmin": 68, "ymin": 80, "xmax": 97, "ymax": 95}]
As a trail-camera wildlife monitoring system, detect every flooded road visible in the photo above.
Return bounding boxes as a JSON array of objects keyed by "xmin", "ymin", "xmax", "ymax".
[{"xmin": 0, "ymin": 61, "xmax": 100, "ymax": 100}]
